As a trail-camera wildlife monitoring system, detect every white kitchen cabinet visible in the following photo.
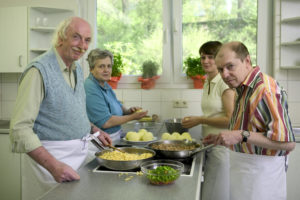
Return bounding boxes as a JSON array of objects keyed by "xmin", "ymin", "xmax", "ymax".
[
  {"xmin": 279, "ymin": 0, "xmax": 300, "ymax": 69},
  {"xmin": 0, "ymin": 6, "xmax": 74, "ymax": 73},
  {"xmin": 0, "ymin": 7, "xmax": 27, "ymax": 73},
  {"xmin": 0, "ymin": 134, "xmax": 21, "ymax": 200},
  {"xmin": 28, "ymin": 7, "xmax": 74, "ymax": 61}
]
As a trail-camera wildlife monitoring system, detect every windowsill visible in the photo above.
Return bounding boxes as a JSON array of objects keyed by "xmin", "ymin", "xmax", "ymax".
[{"xmin": 115, "ymin": 82, "xmax": 194, "ymax": 89}]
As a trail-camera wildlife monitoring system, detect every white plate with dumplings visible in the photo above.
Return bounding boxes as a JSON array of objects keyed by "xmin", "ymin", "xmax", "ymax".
[
  {"xmin": 123, "ymin": 129, "xmax": 158, "ymax": 145},
  {"xmin": 122, "ymin": 137, "xmax": 158, "ymax": 145}
]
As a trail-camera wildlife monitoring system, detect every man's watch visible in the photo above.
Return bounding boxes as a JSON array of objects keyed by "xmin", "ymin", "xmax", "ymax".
[{"xmin": 241, "ymin": 130, "xmax": 250, "ymax": 143}]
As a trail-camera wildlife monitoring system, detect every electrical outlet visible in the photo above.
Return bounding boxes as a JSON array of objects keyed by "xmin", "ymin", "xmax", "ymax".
[
  {"xmin": 173, "ymin": 100, "xmax": 188, "ymax": 108},
  {"xmin": 181, "ymin": 100, "xmax": 188, "ymax": 108},
  {"xmin": 173, "ymin": 100, "xmax": 181, "ymax": 108}
]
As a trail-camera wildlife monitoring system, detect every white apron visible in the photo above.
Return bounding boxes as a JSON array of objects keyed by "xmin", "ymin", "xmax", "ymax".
[
  {"xmin": 201, "ymin": 145, "xmax": 230, "ymax": 200},
  {"xmin": 22, "ymin": 137, "xmax": 89, "ymax": 200},
  {"xmin": 230, "ymin": 151, "xmax": 287, "ymax": 200}
]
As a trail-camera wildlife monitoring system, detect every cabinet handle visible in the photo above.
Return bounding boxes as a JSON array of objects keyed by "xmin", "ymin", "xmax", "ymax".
[{"xmin": 19, "ymin": 55, "xmax": 23, "ymax": 67}]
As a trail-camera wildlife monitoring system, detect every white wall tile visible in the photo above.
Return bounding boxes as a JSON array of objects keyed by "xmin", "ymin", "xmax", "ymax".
[
  {"xmin": 287, "ymin": 81, "xmax": 300, "ymax": 101},
  {"xmin": 123, "ymin": 101, "xmax": 141, "ymax": 109},
  {"xmin": 160, "ymin": 102, "xmax": 181, "ymax": 120},
  {"xmin": 181, "ymin": 101, "xmax": 202, "ymax": 117},
  {"xmin": 274, "ymin": 68, "xmax": 287, "ymax": 81},
  {"xmin": 122, "ymin": 89, "xmax": 141, "ymax": 101},
  {"xmin": 141, "ymin": 101, "xmax": 161, "ymax": 116},
  {"xmin": 2, "ymin": 101, "xmax": 15, "ymax": 119},
  {"xmin": 114, "ymin": 89, "xmax": 123, "ymax": 102},
  {"xmin": 161, "ymin": 89, "xmax": 182, "ymax": 101},
  {"xmin": 288, "ymin": 70, "xmax": 300, "ymax": 81},
  {"xmin": 2, "ymin": 83, "xmax": 18, "ymax": 101},
  {"xmin": 288, "ymin": 102, "xmax": 300, "ymax": 126},
  {"xmin": 141, "ymin": 89, "xmax": 161, "ymax": 101},
  {"xmin": 182, "ymin": 89, "xmax": 203, "ymax": 101}
]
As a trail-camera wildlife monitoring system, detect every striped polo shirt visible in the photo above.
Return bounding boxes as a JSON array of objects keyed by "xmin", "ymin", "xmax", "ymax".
[{"xmin": 230, "ymin": 66, "xmax": 295, "ymax": 156}]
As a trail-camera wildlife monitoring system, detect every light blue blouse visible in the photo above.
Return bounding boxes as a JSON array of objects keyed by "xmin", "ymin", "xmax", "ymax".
[{"xmin": 84, "ymin": 73, "xmax": 123, "ymax": 134}]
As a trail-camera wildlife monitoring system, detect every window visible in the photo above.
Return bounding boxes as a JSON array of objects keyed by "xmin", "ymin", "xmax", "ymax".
[
  {"xmin": 97, "ymin": 0, "xmax": 164, "ymax": 76},
  {"xmin": 96, "ymin": 0, "xmax": 257, "ymax": 85}
]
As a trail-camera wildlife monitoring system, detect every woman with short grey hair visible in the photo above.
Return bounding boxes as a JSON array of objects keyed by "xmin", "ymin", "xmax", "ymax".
[
  {"xmin": 84, "ymin": 48, "xmax": 148, "ymax": 145},
  {"xmin": 87, "ymin": 49, "xmax": 114, "ymax": 70}
]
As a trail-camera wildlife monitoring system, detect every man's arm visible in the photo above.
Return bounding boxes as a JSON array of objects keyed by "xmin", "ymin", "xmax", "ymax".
[
  {"xmin": 28, "ymin": 146, "xmax": 80, "ymax": 182},
  {"xmin": 10, "ymin": 68, "xmax": 79, "ymax": 182},
  {"xmin": 214, "ymin": 130, "xmax": 296, "ymax": 152}
]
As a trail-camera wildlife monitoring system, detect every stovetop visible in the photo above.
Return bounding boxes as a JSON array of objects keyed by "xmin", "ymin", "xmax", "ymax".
[{"xmin": 92, "ymin": 156, "xmax": 196, "ymax": 177}]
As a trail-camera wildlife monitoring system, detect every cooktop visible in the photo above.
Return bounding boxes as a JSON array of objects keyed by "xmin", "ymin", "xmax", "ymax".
[{"xmin": 92, "ymin": 156, "xmax": 195, "ymax": 177}]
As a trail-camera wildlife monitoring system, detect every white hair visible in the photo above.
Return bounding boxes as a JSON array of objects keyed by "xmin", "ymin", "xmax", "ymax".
[{"xmin": 51, "ymin": 17, "xmax": 74, "ymax": 47}]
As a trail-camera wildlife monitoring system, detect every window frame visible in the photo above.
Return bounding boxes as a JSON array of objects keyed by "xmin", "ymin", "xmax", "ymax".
[{"xmin": 83, "ymin": 0, "xmax": 270, "ymax": 88}]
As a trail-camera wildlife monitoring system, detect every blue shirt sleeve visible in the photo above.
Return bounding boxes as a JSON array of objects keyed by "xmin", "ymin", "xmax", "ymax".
[{"xmin": 84, "ymin": 75, "xmax": 123, "ymax": 134}]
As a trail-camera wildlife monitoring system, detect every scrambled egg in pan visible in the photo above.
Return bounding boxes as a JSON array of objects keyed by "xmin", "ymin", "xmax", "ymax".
[{"xmin": 99, "ymin": 151, "xmax": 153, "ymax": 161}]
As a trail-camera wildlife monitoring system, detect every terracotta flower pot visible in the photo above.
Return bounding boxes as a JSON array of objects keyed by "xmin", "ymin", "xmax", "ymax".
[
  {"xmin": 138, "ymin": 76, "xmax": 160, "ymax": 89},
  {"xmin": 190, "ymin": 75, "xmax": 206, "ymax": 89},
  {"xmin": 107, "ymin": 74, "xmax": 122, "ymax": 89}
]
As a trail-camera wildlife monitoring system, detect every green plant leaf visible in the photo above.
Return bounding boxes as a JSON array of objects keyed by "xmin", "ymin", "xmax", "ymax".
[
  {"xmin": 183, "ymin": 56, "xmax": 205, "ymax": 77},
  {"xmin": 111, "ymin": 52, "xmax": 124, "ymax": 77}
]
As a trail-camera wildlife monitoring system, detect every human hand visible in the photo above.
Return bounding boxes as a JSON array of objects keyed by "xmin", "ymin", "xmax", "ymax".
[
  {"xmin": 98, "ymin": 130, "xmax": 112, "ymax": 146},
  {"xmin": 129, "ymin": 107, "xmax": 142, "ymax": 113},
  {"xmin": 182, "ymin": 116, "xmax": 199, "ymax": 128},
  {"xmin": 131, "ymin": 110, "xmax": 148, "ymax": 120},
  {"xmin": 215, "ymin": 130, "xmax": 242, "ymax": 147},
  {"xmin": 202, "ymin": 134, "xmax": 218, "ymax": 145},
  {"xmin": 51, "ymin": 161, "xmax": 80, "ymax": 183},
  {"xmin": 91, "ymin": 125, "xmax": 112, "ymax": 146}
]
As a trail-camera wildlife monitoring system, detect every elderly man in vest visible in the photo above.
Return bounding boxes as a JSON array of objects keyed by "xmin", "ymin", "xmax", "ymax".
[
  {"xmin": 10, "ymin": 17, "xmax": 112, "ymax": 200},
  {"xmin": 204, "ymin": 41, "xmax": 295, "ymax": 200}
]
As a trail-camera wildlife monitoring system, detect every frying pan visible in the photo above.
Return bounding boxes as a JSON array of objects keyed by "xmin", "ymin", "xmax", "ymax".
[
  {"xmin": 147, "ymin": 140, "xmax": 214, "ymax": 159},
  {"xmin": 95, "ymin": 147, "xmax": 156, "ymax": 170}
]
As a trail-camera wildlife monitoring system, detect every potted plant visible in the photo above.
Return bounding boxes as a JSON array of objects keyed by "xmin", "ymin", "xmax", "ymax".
[
  {"xmin": 184, "ymin": 56, "xmax": 206, "ymax": 89},
  {"xmin": 138, "ymin": 60, "xmax": 160, "ymax": 89},
  {"xmin": 107, "ymin": 52, "xmax": 124, "ymax": 89}
]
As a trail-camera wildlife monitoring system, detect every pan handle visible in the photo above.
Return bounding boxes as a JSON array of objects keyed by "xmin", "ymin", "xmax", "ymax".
[{"xmin": 190, "ymin": 144, "xmax": 214, "ymax": 155}]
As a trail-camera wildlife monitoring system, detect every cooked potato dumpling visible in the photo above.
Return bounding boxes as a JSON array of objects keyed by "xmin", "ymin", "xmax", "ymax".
[
  {"xmin": 125, "ymin": 129, "xmax": 154, "ymax": 141},
  {"xmin": 161, "ymin": 131, "xmax": 193, "ymax": 141}
]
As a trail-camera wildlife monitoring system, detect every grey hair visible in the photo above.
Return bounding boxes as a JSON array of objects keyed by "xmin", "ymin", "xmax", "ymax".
[{"xmin": 86, "ymin": 49, "xmax": 114, "ymax": 70}]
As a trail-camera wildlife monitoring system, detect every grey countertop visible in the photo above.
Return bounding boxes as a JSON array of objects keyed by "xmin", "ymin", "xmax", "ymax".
[
  {"xmin": 40, "ymin": 153, "xmax": 204, "ymax": 200},
  {"xmin": 0, "ymin": 120, "xmax": 10, "ymax": 134}
]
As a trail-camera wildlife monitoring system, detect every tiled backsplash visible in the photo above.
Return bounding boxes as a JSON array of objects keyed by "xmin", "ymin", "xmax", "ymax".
[
  {"xmin": 0, "ymin": 73, "xmax": 300, "ymax": 126},
  {"xmin": 115, "ymin": 89, "xmax": 203, "ymax": 121}
]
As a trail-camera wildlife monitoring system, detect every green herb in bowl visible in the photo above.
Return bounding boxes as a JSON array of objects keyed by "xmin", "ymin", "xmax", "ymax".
[{"xmin": 141, "ymin": 160, "xmax": 184, "ymax": 185}]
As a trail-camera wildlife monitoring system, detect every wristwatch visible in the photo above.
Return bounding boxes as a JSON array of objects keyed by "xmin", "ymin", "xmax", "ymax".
[{"xmin": 241, "ymin": 130, "xmax": 250, "ymax": 143}]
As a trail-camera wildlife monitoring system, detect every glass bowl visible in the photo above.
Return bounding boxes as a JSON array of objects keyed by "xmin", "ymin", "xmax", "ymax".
[{"xmin": 140, "ymin": 160, "xmax": 184, "ymax": 185}]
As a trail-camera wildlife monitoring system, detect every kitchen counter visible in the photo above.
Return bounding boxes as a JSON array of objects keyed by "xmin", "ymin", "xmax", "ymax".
[
  {"xmin": 40, "ymin": 152, "xmax": 204, "ymax": 200},
  {"xmin": 0, "ymin": 120, "xmax": 10, "ymax": 134}
]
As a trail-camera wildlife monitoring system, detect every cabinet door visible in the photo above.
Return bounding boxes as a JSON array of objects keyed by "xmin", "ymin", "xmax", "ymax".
[
  {"xmin": 0, "ymin": 7, "xmax": 27, "ymax": 72},
  {"xmin": 0, "ymin": 134, "xmax": 21, "ymax": 200}
]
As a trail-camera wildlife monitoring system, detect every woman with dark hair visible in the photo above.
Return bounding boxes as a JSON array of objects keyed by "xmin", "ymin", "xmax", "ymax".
[{"xmin": 182, "ymin": 41, "xmax": 235, "ymax": 200}]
